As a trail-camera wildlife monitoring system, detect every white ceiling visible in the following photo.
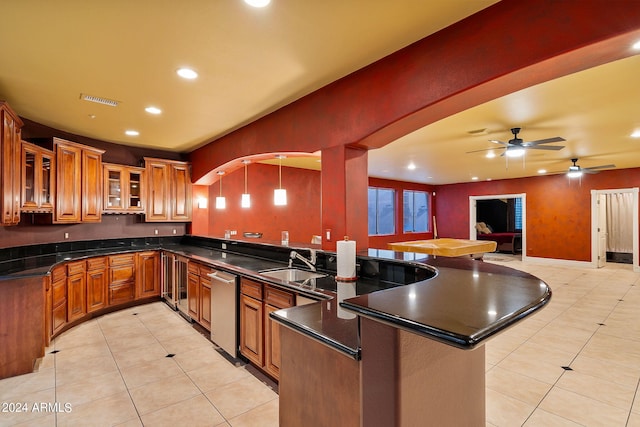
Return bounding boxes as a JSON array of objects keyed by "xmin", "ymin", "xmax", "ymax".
[{"xmin": 1, "ymin": 1, "xmax": 639, "ymax": 185}]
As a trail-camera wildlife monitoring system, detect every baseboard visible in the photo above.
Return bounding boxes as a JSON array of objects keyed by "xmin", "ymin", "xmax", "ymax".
[{"xmin": 522, "ymin": 255, "xmax": 594, "ymax": 269}]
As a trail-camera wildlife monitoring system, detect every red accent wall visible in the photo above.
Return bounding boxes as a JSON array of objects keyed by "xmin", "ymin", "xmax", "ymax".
[
  {"xmin": 435, "ymin": 168, "xmax": 640, "ymax": 262},
  {"xmin": 367, "ymin": 178, "xmax": 436, "ymax": 249},
  {"xmin": 192, "ymin": 164, "xmax": 322, "ymax": 245}
]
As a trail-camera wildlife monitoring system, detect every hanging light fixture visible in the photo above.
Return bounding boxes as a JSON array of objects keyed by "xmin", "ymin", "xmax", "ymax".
[
  {"xmin": 216, "ymin": 171, "xmax": 226, "ymax": 209},
  {"xmin": 241, "ymin": 160, "xmax": 251, "ymax": 208},
  {"xmin": 274, "ymin": 155, "xmax": 287, "ymax": 206}
]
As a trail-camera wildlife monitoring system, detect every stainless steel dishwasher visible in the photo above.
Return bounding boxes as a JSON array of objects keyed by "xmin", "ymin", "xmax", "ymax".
[{"xmin": 208, "ymin": 269, "xmax": 238, "ymax": 357}]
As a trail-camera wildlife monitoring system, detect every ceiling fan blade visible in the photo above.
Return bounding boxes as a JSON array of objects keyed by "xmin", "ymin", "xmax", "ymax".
[
  {"xmin": 526, "ymin": 136, "xmax": 566, "ymax": 145},
  {"xmin": 584, "ymin": 164, "xmax": 616, "ymax": 171},
  {"xmin": 489, "ymin": 140, "xmax": 509, "ymax": 147},
  {"xmin": 525, "ymin": 145, "xmax": 565, "ymax": 151},
  {"xmin": 465, "ymin": 147, "xmax": 503, "ymax": 154}
]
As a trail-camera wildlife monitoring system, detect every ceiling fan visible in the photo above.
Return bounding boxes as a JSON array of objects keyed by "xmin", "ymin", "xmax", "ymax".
[
  {"xmin": 565, "ymin": 158, "xmax": 616, "ymax": 177},
  {"xmin": 467, "ymin": 127, "xmax": 565, "ymax": 157}
]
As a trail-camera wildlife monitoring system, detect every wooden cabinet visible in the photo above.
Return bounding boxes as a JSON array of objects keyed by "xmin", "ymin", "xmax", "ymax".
[
  {"xmin": 67, "ymin": 260, "xmax": 87, "ymax": 322},
  {"xmin": 54, "ymin": 138, "xmax": 104, "ymax": 223},
  {"xmin": 136, "ymin": 251, "xmax": 160, "ymax": 298},
  {"xmin": 108, "ymin": 253, "xmax": 135, "ymax": 305},
  {"xmin": 199, "ymin": 271, "xmax": 212, "ymax": 331},
  {"xmin": 51, "ymin": 265, "xmax": 67, "ymax": 335},
  {"xmin": 86, "ymin": 257, "xmax": 107, "ymax": 313},
  {"xmin": 103, "ymin": 163, "xmax": 145, "ymax": 213},
  {"xmin": 1, "ymin": 101, "xmax": 23, "ymax": 225},
  {"xmin": 187, "ymin": 263, "xmax": 200, "ymax": 320},
  {"xmin": 144, "ymin": 157, "xmax": 192, "ymax": 222},
  {"xmin": 21, "ymin": 141, "xmax": 55, "ymax": 212},
  {"xmin": 239, "ymin": 278, "xmax": 295, "ymax": 380}
]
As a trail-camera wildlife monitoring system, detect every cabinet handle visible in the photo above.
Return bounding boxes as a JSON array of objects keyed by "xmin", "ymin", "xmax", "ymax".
[{"xmin": 207, "ymin": 271, "xmax": 236, "ymax": 284}]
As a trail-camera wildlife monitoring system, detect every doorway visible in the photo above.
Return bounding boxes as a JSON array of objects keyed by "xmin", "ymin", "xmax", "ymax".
[
  {"xmin": 469, "ymin": 193, "xmax": 526, "ymax": 257},
  {"xmin": 591, "ymin": 188, "xmax": 639, "ymax": 271}
]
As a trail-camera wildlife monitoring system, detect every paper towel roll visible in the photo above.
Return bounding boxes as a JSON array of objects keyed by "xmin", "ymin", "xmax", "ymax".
[
  {"xmin": 337, "ymin": 237, "xmax": 356, "ymax": 280},
  {"xmin": 337, "ymin": 281, "xmax": 357, "ymax": 319}
]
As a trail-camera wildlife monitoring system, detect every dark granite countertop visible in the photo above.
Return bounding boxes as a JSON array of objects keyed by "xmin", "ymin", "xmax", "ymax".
[{"xmin": 1, "ymin": 236, "xmax": 551, "ymax": 359}]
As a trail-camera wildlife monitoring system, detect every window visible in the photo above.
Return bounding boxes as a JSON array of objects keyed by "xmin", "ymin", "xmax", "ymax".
[
  {"xmin": 403, "ymin": 190, "xmax": 429, "ymax": 233},
  {"xmin": 368, "ymin": 187, "xmax": 395, "ymax": 235},
  {"xmin": 514, "ymin": 197, "xmax": 523, "ymax": 230}
]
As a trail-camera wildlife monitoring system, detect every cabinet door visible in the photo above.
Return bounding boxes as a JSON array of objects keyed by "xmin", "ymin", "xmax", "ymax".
[
  {"xmin": 128, "ymin": 169, "xmax": 144, "ymax": 211},
  {"xmin": 40, "ymin": 150, "xmax": 55, "ymax": 211},
  {"xmin": 21, "ymin": 144, "xmax": 38, "ymax": 210},
  {"xmin": 55, "ymin": 142, "xmax": 82, "ymax": 223},
  {"xmin": 104, "ymin": 165, "xmax": 124, "ymax": 211},
  {"xmin": 265, "ymin": 304, "xmax": 282, "ymax": 380},
  {"xmin": 82, "ymin": 149, "xmax": 102, "ymax": 222},
  {"xmin": 240, "ymin": 294, "xmax": 263, "ymax": 366},
  {"xmin": 67, "ymin": 273, "xmax": 86, "ymax": 322},
  {"xmin": 187, "ymin": 271, "xmax": 200, "ymax": 320},
  {"xmin": 199, "ymin": 277, "xmax": 212, "ymax": 330},
  {"xmin": 86, "ymin": 267, "xmax": 107, "ymax": 313},
  {"xmin": 1, "ymin": 105, "xmax": 22, "ymax": 225},
  {"xmin": 146, "ymin": 160, "xmax": 170, "ymax": 221},
  {"xmin": 171, "ymin": 163, "xmax": 192, "ymax": 221},
  {"xmin": 136, "ymin": 251, "xmax": 160, "ymax": 298}
]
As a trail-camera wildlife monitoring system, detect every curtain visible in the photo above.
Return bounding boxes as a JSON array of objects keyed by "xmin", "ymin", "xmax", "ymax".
[{"xmin": 606, "ymin": 192, "xmax": 634, "ymax": 253}]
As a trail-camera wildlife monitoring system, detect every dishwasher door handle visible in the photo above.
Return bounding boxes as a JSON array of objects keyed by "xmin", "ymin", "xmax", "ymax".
[{"xmin": 207, "ymin": 271, "xmax": 236, "ymax": 284}]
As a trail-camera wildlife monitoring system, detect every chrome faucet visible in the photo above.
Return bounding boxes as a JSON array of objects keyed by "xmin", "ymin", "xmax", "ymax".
[{"xmin": 288, "ymin": 249, "xmax": 317, "ymax": 271}]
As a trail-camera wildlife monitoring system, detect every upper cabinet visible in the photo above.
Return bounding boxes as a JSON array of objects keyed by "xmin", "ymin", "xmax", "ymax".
[
  {"xmin": 21, "ymin": 141, "xmax": 55, "ymax": 213},
  {"xmin": 1, "ymin": 101, "xmax": 23, "ymax": 226},
  {"xmin": 54, "ymin": 138, "xmax": 104, "ymax": 223},
  {"xmin": 144, "ymin": 157, "xmax": 192, "ymax": 222},
  {"xmin": 103, "ymin": 163, "xmax": 145, "ymax": 214}
]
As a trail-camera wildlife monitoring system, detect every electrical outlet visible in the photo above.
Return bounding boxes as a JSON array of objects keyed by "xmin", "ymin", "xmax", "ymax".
[
  {"xmin": 222, "ymin": 243, "xmax": 227, "ymax": 250},
  {"xmin": 172, "ymin": 229, "xmax": 177, "ymax": 235},
  {"xmin": 64, "ymin": 232, "xmax": 69, "ymax": 239},
  {"xmin": 154, "ymin": 229, "xmax": 159, "ymax": 235}
]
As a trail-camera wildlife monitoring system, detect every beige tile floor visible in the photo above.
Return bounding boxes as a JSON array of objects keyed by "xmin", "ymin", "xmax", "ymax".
[{"xmin": 1, "ymin": 257, "xmax": 640, "ymax": 426}]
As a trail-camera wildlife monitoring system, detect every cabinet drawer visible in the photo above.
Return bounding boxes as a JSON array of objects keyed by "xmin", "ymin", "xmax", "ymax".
[
  {"xmin": 67, "ymin": 260, "xmax": 86, "ymax": 276},
  {"xmin": 188, "ymin": 262, "xmax": 199, "ymax": 275},
  {"xmin": 52, "ymin": 280, "xmax": 66, "ymax": 307},
  {"xmin": 51, "ymin": 265, "xmax": 66, "ymax": 283},
  {"xmin": 199, "ymin": 265, "xmax": 213, "ymax": 277},
  {"xmin": 87, "ymin": 257, "xmax": 107, "ymax": 271},
  {"xmin": 265, "ymin": 285, "xmax": 295, "ymax": 309},
  {"xmin": 110, "ymin": 265, "xmax": 135, "ymax": 284},
  {"xmin": 109, "ymin": 282, "xmax": 135, "ymax": 305},
  {"xmin": 241, "ymin": 278, "xmax": 263, "ymax": 300},
  {"xmin": 109, "ymin": 253, "xmax": 135, "ymax": 266}
]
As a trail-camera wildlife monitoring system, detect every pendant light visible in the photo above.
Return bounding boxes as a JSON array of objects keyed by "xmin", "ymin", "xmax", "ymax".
[
  {"xmin": 215, "ymin": 171, "xmax": 226, "ymax": 209},
  {"xmin": 241, "ymin": 160, "xmax": 251, "ymax": 208},
  {"xmin": 274, "ymin": 155, "xmax": 287, "ymax": 206}
]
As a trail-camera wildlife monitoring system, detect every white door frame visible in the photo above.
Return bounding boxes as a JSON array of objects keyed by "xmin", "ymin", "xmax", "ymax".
[
  {"xmin": 469, "ymin": 193, "xmax": 526, "ymax": 257},
  {"xmin": 590, "ymin": 188, "xmax": 639, "ymax": 271}
]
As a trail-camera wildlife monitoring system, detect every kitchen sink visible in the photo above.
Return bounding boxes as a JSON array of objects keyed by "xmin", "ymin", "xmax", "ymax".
[{"xmin": 259, "ymin": 267, "xmax": 327, "ymax": 283}]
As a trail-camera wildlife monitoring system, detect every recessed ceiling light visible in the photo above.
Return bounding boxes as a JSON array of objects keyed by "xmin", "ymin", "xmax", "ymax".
[
  {"xmin": 176, "ymin": 68, "xmax": 198, "ymax": 79},
  {"xmin": 537, "ymin": 169, "xmax": 547, "ymax": 174},
  {"xmin": 631, "ymin": 130, "xmax": 640, "ymax": 138},
  {"xmin": 633, "ymin": 40, "xmax": 640, "ymax": 50},
  {"xmin": 145, "ymin": 106, "xmax": 162, "ymax": 115},
  {"xmin": 125, "ymin": 130, "xmax": 139, "ymax": 136},
  {"xmin": 471, "ymin": 176, "xmax": 479, "ymax": 181},
  {"xmin": 485, "ymin": 151, "xmax": 496, "ymax": 158},
  {"xmin": 244, "ymin": 0, "xmax": 271, "ymax": 7},
  {"xmin": 408, "ymin": 162, "xmax": 416, "ymax": 170}
]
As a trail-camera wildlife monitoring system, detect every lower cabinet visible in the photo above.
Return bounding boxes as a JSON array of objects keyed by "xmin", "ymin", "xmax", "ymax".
[
  {"xmin": 239, "ymin": 278, "xmax": 295, "ymax": 381},
  {"xmin": 136, "ymin": 251, "xmax": 160, "ymax": 298},
  {"xmin": 187, "ymin": 261, "xmax": 213, "ymax": 331},
  {"xmin": 108, "ymin": 254, "xmax": 136, "ymax": 305},
  {"xmin": 86, "ymin": 257, "xmax": 107, "ymax": 313},
  {"xmin": 66, "ymin": 260, "xmax": 87, "ymax": 322},
  {"xmin": 51, "ymin": 265, "xmax": 67, "ymax": 336}
]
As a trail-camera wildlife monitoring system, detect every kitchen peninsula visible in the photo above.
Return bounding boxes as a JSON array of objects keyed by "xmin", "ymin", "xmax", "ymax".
[{"xmin": 0, "ymin": 235, "xmax": 550, "ymax": 427}]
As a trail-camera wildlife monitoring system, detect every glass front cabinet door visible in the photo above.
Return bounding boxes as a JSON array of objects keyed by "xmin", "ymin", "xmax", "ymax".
[
  {"xmin": 21, "ymin": 141, "xmax": 55, "ymax": 212},
  {"xmin": 103, "ymin": 163, "xmax": 145, "ymax": 213}
]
